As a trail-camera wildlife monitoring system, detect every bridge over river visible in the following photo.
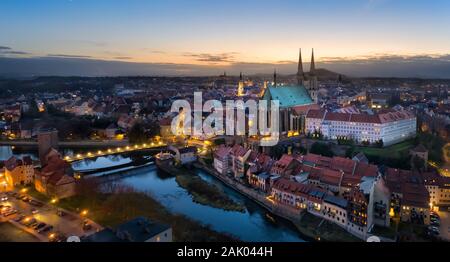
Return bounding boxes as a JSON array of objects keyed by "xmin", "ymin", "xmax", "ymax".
[{"xmin": 63, "ymin": 142, "xmax": 167, "ymax": 163}]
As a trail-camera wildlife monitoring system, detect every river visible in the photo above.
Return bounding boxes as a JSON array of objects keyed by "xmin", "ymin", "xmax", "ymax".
[{"xmin": 1, "ymin": 146, "xmax": 306, "ymax": 242}]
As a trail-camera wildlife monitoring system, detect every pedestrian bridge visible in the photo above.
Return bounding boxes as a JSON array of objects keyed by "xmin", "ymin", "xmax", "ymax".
[{"xmin": 63, "ymin": 142, "xmax": 167, "ymax": 163}]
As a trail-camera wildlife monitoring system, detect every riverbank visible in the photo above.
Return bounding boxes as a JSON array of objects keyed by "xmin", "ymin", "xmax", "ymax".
[
  {"xmin": 195, "ymin": 162, "xmax": 361, "ymax": 242},
  {"xmin": 27, "ymin": 187, "xmax": 237, "ymax": 242},
  {"xmin": 293, "ymin": 213, "xmax": 360, "ymax": 242},
  {"xmin": 175, "ymin": 173, "xmax": 245, "ymax": 212}
]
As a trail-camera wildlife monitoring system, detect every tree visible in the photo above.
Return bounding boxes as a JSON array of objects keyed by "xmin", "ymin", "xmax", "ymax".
[
  {"xmin": 412, "ymin": 155, "xmax": 425, "ymax": 171},
  {"xmin": 128, "ymin": 122, "xmax": 148, "ymax": 144},
  {"xmin": 213, "ymin": 138, "xmax": 226, "ymax": 146},
  {"xmin": 374, "ymin": 139, "xmax": 384, "ymax": 148},
  {"xmin": 310, "ymin": 142, "xmax": 334, "ymax": 157},
  {"xmin": 345, "ymin": 146, "xmax": 355, "ymax": 158},
  {"xmin": 271, "ymin": 144, "xmax": 286, "ymax": 159}
]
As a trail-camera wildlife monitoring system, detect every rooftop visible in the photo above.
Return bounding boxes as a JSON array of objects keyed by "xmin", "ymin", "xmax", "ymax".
[
  {"xmin": 82, "ymin": 217, "xmax": 171, "ymax": 242},
  {"xmin": 264, "ymin": 85, "xmax": 313, "ymax": 108}
]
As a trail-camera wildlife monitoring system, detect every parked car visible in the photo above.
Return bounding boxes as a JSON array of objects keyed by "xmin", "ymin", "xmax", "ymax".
[
  {"xmin": 57, "ymin": 210, "xmax": 67, "ymax": 217},
  {"xmin": 38, "ymin": 225, "xmax": 53, "ymax": 234},
  {"xmin": 48, "ymin": 232, "xmax": 66, "ymax": 242},
  {"xmin": 431, "ymin": 217, "xmax": 440, "ymax": 224},
  {"xmin": 21, "ymin": 197, "xmax": 31, "ymax": 202},
  {"xmin": 428, "ymin": 226, "xmax": 440, "ymax": 234},
  {"xmin": 0, "ymin": 195, "xmax": 8, "ymax": 201},
  {"xmin": 430, "ymin": 211, "xmax": 440, "ymax": 219},
  {"xmin": 28, "ymin": 221, "xmax": 39, "ymax": 228},
  {"xmin": 34, "ymin": 222, "xmax": 46, "ymax": 230},
  {"xmin": 17, "ymin": 195, "xmax": 26, "ymax": 200},
  {"xmin": 31, "ymin": 208, "xmax": 39, "ymax": 214},
  {"xmin": 3, "ymin": 210, "xmax": 18, "ymax": 217},
  {"xmin": 23, "ymin": 218, "xmax": 37, "ymax": 227},
  {"xmin": 431, "ymin": 221, "xmax": 441, "ymax": 227},
  {"xmin": 13, "ymin": 215, "xmax": 26, "ymax": 222},
  {"xmin": 0, "ymin": 205, "xmax": 11, "ymax": 213},
  {"xmin": 82, "ymin": 222, "xmax": 92, "ymax": 231},
  {"xmin": 30, "ymin": 200, "xmax": 43, "ymax": 207}
]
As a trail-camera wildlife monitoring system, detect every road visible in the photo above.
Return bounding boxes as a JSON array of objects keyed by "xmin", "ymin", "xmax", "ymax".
[
  {"xmin": 1, "ymin": 191, "xmax": 102, "ymax": 242},
  {"xmin": 437, "ymin": 210, "xmax": 450, "ymax": 241}
]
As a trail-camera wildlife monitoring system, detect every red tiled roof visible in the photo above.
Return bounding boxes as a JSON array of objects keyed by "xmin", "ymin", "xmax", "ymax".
[
  {"xmin": 401, "ymin": 183, "xmax": 429, "ymax": 208},
  {"xmin": 320, "ymin": 169, "xmax": 343, "ymax": 186},
  {"xmin": 230, "ymin": 144, "xmax": 248, "ymax": 157},
  {"xmin": 272, "ymin": 178, "xmax": 312, "ymax": 197},
  {"xmin": 378, "ymin": 110, "xmax": 415, "ymax": 124},
  {"xmin": 214, "ymin": 146, "xmax": 231, "ymax": 159},
  {"xmin": 324, "ymin": 112, "xmax": 351, "ymax": 122},
  {"xmin": 350, "ymin": 114, "xmax": 381, "ymax": 124},
  {"xmin": 331, "ymin": 156, "xmax": 356, "ymax": 174},
  {"xmin": 293, "ymin": 104, "xmax": 321, "ymax": 115},
  {"xmin": 305, "ymin": 109, "xmax": 325, "ymax": 119},
  {"xmin": 353, "ymin": 162, "xmax": 378, "ymax": 177},
  {"xmin": 385, "ymin": 168, "xmax": 430, "ymax": 208}
]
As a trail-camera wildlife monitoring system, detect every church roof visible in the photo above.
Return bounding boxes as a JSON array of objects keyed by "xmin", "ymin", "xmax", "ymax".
[{"xmin": 264, "ymin": 85, "xmax": 313, "ymax": 108}]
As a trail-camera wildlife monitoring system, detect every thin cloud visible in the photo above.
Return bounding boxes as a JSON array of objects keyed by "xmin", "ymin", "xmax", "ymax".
[
  {"xmin": 183, "ymin": 52, "xmax": 238, "ymax": 63},
  {"xmin": 320, "ymin": 53, "xmax": 450, "ymax": 64},
  {"xmin": 113, "ymin": 56, "xmax": 133, "ymax": 60},
  {"xmin": 47, "ymin": 54, "xmax": 93, "ymax": 59},
  {"xmin": 0, "ymin": 47, "xmax": 31, "ymax": 56},
  {"xmin": 2, "ymin": 51, "xmax": 30, "ymax": 55}
]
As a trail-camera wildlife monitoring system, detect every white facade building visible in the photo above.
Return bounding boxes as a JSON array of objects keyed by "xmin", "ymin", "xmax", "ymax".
[{"xmin": 305, "ymin": 109, "xmax": 416, "ymax": 146}]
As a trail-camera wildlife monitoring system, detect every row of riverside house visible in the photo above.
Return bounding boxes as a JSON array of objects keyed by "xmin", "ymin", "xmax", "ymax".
[{"xmin": 213, "ymin": 144, "xmax": 445, "ymax": 240}]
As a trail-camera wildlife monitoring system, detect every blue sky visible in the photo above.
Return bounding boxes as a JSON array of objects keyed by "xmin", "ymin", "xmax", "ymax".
[{"xmin": 1, "ymin": 0, "xmax": 450, "ymax": 77}]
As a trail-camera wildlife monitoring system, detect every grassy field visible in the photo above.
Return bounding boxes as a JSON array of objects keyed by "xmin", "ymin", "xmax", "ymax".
[{"xmin": 355, "ymin": 140, "xmax": 414, "ymax": 159}]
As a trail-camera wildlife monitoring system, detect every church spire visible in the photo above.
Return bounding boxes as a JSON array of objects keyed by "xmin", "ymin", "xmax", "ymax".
[
  {"xmin": 310, "ymin": 48, "xmax": 316, "ymax": 75},
  {"xmin": 297, "ymin": 48, "xmax": 304, "ymax": 85},
  {"xmin": 273, "ymin": 69, "xmax": 277, "ymax": 87}
]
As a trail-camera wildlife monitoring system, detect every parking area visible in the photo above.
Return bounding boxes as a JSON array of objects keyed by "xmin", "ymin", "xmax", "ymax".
[{"xmin": 1, "ymin": 191, "xmax": 102, "ymax": 242}]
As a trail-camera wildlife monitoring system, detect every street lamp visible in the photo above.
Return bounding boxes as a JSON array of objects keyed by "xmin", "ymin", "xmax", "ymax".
[
  {"xmin": 50, "ymin": 198, "xmax": 58, "ymax": 204},
  {"xmin": 81, "ymin": 209, "xmax": 88, "ymax": 217}
]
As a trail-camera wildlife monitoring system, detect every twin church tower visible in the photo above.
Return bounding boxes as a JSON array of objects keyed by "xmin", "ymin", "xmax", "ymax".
[
  {"xmin": 297, "ymin": 48, "xmax": 318, "ymax": 103},
  {"xmin": 270, "ymin": 48, "xmax": 319, "ymax": 103},
  {"xmin": 239, "ymin": 49, "xmax": 319, "ymax": 104}
]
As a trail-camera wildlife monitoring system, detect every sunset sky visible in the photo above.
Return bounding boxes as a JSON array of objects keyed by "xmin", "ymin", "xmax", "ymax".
[{"xmin": 1, "ymin": 0, "xmax": 450, "ymax": 77}]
